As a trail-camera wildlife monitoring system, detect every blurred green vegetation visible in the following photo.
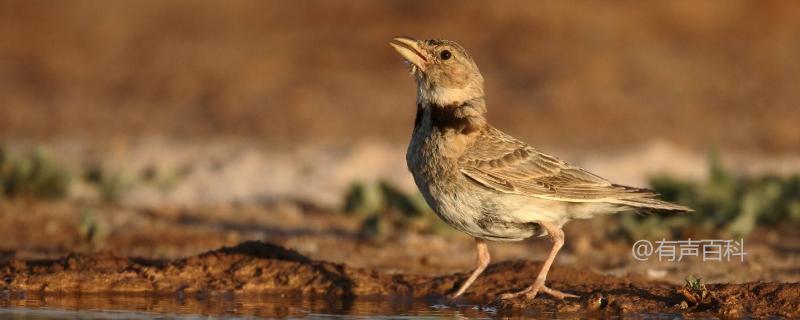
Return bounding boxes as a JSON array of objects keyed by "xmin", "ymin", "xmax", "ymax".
[
  {"xmin": 343, "ymin": 180, "xmax": 454, "ymax": 238},
  {"xmin": 618, "ymin": 152, "xmax": 800, "ymax": 240},
  {"xmin": 5, "ymin": 143, "xmax": 799, "ymax": 243},
  {"xmin": 83, "ymin": 162, "xmax": 136, "ymax": 203},
  {"xmin": 139, "ymin": 163, "xmax": 193, "ymax": 193},
  {"xmin": 1, "ymin": 145, "xmax": 189, "ymax": 204},
  {"xmin": 0, "ymin": 146, "xmax": 71, "ymax": 199},
  {"xmin": 347, "ymin": 153, "xmax": 800, "ymax": 241},
  {"xmin": 78, "ymin": 206, "xmax": 108, "ymax": 247}
]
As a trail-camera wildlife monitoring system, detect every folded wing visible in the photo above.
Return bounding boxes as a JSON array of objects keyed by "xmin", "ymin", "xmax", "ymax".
[{"xmin": 459, "ymin": 127, "xmax": 691, "ymax": 211}]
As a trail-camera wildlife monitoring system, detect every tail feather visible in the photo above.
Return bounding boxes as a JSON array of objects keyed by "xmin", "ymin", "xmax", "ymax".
[
  {"xmin": 609, "ymin": 184, "xmax": 694, "ymax": 212},
  {"xmin": 613, "ymin": 197, "xmax": 694, "ymax": 212}
]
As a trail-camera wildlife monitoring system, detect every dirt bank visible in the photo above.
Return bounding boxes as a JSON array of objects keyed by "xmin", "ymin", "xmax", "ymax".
[{"xmin": 1, "ymin": 241, "xmax": 797, "ymax": 317}]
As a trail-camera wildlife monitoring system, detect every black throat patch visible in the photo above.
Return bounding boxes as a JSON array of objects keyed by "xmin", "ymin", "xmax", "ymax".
[
  {"xmin": 428, "ymin": 103, "xmax": 485, "ymax": 134},
  {"xmin": 414, "ymin": 103, "xmax": 424, "ymax": 128}
]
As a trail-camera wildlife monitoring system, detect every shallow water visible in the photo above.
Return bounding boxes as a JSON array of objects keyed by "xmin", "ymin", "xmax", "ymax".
[
  {"xmin": 0, "ymin": 293, "xmax": 537, "ymax": 319},
  {"xmin": 0, "ymin": 292, "xmax": 694, "ymax": 319}
]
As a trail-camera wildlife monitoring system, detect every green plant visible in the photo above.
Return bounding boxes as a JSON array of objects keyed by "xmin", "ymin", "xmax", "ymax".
[
  {"xmin": 139, "ymin": 164, "xmax": 192, "ymax": 193},
  {"xmin": 79, "ymin": 207, "xmax": 107, "ymax": 247},
  {"xmin": 83, "ymin": 161, "xmax": 135, "ymax": 203},
  {"xmin": 618, "ymin": 152, "xmax": 800, "ymax": 240},
  {"xmin": 79, "ymin": 207, "xmax": 98, "ymax": 243},
  {"xmin": 0, "ymin": 146, "xmax": 70, "ymax": 199},
  {"xmin": 343, "ymin": 181, "xmax": 383, "ymax": 217},
  {"xmin": 680, "ymin": 275, "xmax": 711, "ymax": 306},
  {"xmin": 342, "ymin": 180, "xmax": 453, "ymax": 238}
]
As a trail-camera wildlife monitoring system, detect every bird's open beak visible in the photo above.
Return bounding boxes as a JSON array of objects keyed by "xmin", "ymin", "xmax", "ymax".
[{"xmin": 390, "ymin": 36, "xmax": 428, "ymax": 72}]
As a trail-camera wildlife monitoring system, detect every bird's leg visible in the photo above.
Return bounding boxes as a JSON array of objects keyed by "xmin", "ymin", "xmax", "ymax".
[
  {"xmin": 449, "ymin": 238, "xmax": 490, "ymax": 299},
  {"xmin": 499, "ymin": 221, "xmax": 578, "ymax": 300}
]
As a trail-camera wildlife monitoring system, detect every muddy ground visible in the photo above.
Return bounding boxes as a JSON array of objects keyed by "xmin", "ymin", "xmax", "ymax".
[
  {"xmin": 1, "ymin": 240, "xmax": 798, "ymax": 317},
  {"xmin": 1, "ymin": 200, "xmax": 798, "ymax": 317},
  {"xmin": 2, "ymin": 199, "xmax": 799, "ymax": 283}
]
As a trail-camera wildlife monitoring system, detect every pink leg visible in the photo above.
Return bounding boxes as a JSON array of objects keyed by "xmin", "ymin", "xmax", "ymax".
[
  {"xmin": 450, "ymin": 238, "xmax": 490, "ymax": 299},
  {"xmin": 499, "ymin": 221, "xmax": 578, "ymax": 300}
]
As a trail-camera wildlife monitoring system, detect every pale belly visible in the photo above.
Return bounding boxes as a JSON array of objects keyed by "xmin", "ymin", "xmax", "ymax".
[{"xmin": 408, "ymin": 161, "xmax": 554, "ymax": 241}]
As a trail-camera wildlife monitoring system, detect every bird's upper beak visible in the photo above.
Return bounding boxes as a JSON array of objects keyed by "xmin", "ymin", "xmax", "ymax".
[{"xmin": 389, "ymin": 36, "xmax": 428, "ymax": 72}]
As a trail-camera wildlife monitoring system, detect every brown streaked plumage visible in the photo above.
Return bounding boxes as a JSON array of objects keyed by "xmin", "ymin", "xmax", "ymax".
[
  {"xmin": 460, "ymin": 126, "xmax": 690, "ymax": 210},
  {"xmin": 390, "ymin": 36, "xmax": 692, "ymax": 302}
]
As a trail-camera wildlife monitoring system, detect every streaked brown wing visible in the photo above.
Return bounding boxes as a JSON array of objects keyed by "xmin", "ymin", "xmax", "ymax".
[{"xmin": 459, "ymin": 127, "xmax": 651, "ymax": 202}]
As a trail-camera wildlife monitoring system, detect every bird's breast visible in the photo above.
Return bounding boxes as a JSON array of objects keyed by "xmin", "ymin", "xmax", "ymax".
[{"xmin": 406, "ymin": 108, "xmax": 462, "ymax": 185}]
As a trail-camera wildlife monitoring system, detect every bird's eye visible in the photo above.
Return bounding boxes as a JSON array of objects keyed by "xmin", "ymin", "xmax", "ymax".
[{"xmin": 439, "ymin": 50, "xmax": 452, "ymax": 60}]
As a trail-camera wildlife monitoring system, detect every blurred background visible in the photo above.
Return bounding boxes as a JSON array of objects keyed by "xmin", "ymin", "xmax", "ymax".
[{"xmin": 0, "ymin": 1, "xmax": 798, "ymax": 284}]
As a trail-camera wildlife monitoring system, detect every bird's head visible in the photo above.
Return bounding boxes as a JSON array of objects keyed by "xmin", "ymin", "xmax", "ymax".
[{"xmin": 390, "ymin": 37, "xmax": 484, "ymax": 106}]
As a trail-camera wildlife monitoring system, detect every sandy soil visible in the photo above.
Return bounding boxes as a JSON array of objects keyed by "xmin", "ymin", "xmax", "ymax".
[{"xmin": 1, "ymin": 241, "xmax": 798, "ymax": 317}]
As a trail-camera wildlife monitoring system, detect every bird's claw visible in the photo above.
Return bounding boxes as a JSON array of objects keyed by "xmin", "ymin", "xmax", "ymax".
[
  {"xmin": 440, "ymin": 293, "xmax": 463, "ymax": 306},
  {"xmin": 498, "ymin": 282, "xmax": 578, "ymax": 301},
  {"xmin": 541, "ymin": 286, "xmax": 579, "ymax": 299},
  {"xmin": 498, "ymin": 287, "xmax": 536, "ymax": 300}
]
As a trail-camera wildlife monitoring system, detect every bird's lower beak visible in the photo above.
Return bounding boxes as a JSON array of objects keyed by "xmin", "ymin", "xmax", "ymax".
[{"xmin": 390, "ymin": 36, "xmax": 428, "ymax": 72}]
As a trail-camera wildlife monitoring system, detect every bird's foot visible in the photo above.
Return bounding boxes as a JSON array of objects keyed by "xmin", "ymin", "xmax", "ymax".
[
  {"xmin": 444, "ymin": 294, "xmax": 461, "ymax": 304},
  {"xmin": 498, "ymin": 281, "xmax": 579, "ymax": 301},
  {"xmin": 438, "ymin": 292, "xmax": 465, "ymax": 306},
  {"xmin": 541, "ymin": 285, "xmax": 579, "ymax": 300}
]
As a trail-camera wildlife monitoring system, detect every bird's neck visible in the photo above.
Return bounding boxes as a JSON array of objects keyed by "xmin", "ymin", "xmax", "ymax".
[{"xmin": 415, "ymin": 96, "xmax": 487, "ymax": 135}]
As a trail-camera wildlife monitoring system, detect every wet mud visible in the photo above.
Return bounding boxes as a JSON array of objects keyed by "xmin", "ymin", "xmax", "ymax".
[{"xmin": 2, "ymin": 241, "xmax": 797, "ymax": 317}]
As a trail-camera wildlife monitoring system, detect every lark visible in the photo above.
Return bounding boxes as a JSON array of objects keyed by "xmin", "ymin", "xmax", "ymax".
[{"xmin": 390, "ymin": 36, "xmax": 692, "ymax": 301}]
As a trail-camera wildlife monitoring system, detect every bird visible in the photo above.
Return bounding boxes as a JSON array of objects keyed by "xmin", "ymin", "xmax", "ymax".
[{"xmin": 389, "ymin": 36, "xmax": 692, "ymax": 301}]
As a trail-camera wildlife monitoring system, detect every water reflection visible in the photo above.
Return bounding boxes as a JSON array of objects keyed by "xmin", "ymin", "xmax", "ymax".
[
  {"xmin": 2, "ymin": 292, "xmax": 695, "ymax": 319},
  {"xmin": 0, "ymin": 292, "xmax": 511, "ymax": 319}
]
